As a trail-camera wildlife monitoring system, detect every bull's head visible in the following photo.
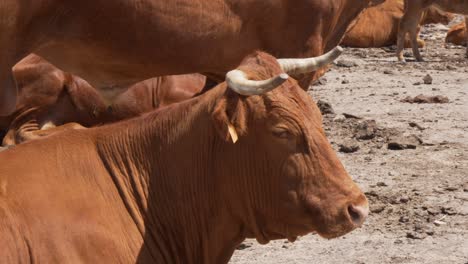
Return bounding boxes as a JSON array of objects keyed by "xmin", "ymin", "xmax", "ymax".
[{"xmin": 211, "ymin": 47, "xmax": 368, "ymax": 243}]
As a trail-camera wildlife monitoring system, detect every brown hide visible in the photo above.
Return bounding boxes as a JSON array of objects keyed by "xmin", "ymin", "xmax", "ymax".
[
  {"xmin": 0, "ymin": 0, "xmax": 385, "ymax": 115},
  {"xmin": 446, "ymin": 20, "xmax": 468, "ymax": 46},
  {"xmin": 2, "ymin": 55, "xmax": 108, "ymax": 145},
  {"xmin": 397, "ymin": 0, "xmax": 468, "ymax": 61},
  {"xmin": 108, "ymin": 74, "xmax": 206, "ymax": 121},
  {"xmin": 0, "ymin": 51, "xmax": 368, "ymax": 263},
  {"xmin": 343, "ymin": 0, "xmax": 453, "ymax": 48},
  {"xmin": 1, "ymin": 55, "xmax": 206, "ymax": 146}
]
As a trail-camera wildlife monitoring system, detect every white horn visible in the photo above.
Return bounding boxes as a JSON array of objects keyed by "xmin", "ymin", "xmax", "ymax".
[
  {"xmin": 226, "ymin": 70, "xmax": 289, "ymax": 96},
  {"xmin": 277, "ymin": 46, "xmax": 344, "ymax": 75}
]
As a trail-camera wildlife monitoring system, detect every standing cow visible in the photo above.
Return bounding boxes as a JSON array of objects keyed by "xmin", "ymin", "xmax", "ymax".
[
  {"xmin": 0, "ymin": 0, "xmax": 385, "ymax": 115},
  {"xmin": 0, "ymin": 50, "xmax": 368, "ymax": 263},
  {"xmin": 397, "ymin": 0, "xmax": 468, "ymax": 61}
]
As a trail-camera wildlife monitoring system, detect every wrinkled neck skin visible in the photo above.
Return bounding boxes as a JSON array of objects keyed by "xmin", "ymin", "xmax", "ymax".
[{"xmin": 95, "ymin": 87, "xmax": 245, "ymax": 264}]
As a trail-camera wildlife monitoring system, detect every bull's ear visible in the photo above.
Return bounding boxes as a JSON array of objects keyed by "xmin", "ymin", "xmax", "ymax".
[{"xmin": 211, "ymin": 91, "xmax": 247, "ymax": 143}]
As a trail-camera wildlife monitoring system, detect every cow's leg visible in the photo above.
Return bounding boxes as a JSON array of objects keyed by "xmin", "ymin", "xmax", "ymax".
[
  {"xmin": 397, "ymin": 1, "xmax": 426, "ymax": 61},
  {"xmin": 0, "ymin": 2, "xmax": 19, "ymax": 116},
  {"xmin": 465, "ymin": 16, "xmax": 468, "ymax": 58},
  {"xmin": 409, "ymin": 16, "xmax": 425, "ymax": 61},
  {"xmin": 0, "ymin": 58, "xmax": 18, "ymax": 116}
]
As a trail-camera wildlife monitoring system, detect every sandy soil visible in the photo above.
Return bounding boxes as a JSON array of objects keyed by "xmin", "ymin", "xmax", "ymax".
[{"xmin": 230, "ymin": 21, "xmax": 468, "ymax": 264}]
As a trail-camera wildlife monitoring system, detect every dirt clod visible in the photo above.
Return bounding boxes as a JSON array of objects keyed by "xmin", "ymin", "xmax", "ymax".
[
  {"xmin": 387, "ymin": 135, "xmax": 422, "ymax": 150},
  {"xmin": 423, "ymin": 74, "xmax": 433, "ymax": 85},
  {"xmin": 336, "ymin": 59, "xmax": 358, "ymax": 68},
  {"xmin": 355, "ymin": 120, "xmax": 378, "ymax": 140},
  {"xmin": 401, "ymin": 94, "xmax": 450, "ymax": 104},
  {"xmin": 317, "ymin": 100, "xmax": 335, "ymax": 115},
  {"xmin": 339, "ymin": 141, "xmax": 360, "ymax": 153}
]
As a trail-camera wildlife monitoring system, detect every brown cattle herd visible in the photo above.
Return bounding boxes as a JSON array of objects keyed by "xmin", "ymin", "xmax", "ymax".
[{"xmin": 0, "ymin": 0, "xmax": 465, "ymax": 263}]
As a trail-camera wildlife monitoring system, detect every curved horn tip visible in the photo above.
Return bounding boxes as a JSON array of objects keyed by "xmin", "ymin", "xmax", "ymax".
[{"xmin": 279, "ymin": 73, "xmax": 289, "ymax": 80}]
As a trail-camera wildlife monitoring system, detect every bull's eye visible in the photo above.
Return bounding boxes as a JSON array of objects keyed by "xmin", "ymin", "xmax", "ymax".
[{"xmin": 272, "ymin": 128, "xmax": 293, "ymax": 139}]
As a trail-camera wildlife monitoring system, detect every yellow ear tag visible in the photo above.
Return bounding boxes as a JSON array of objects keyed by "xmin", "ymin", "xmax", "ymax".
[{"xmin": 227, "ymin": 123, "xmax": 238, "ymax": 144}]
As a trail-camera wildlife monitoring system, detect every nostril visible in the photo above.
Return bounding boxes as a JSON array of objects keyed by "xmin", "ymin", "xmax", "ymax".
[{"xmin": 347, "ymin": 204, "xmax": 369, "ymax": 227}]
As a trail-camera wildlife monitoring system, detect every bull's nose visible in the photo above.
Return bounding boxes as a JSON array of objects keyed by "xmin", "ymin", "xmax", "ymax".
[{"xmin": 347, "ymin": 204, "xmax": 369, "ymax": 227}]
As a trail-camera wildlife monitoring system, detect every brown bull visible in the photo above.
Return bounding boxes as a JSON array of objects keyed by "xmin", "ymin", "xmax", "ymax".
[
  {"xmin": 0, "ymin": 0, "xmax": 385, "ymax": 116},
  {"xmin": 343, "ymin": 0, "xmax": 453, "ymax": 48},
  {"xmin": 0, "ymin": 49, "xmax": 368, "ymax": 263},
  {"xmin": 446, "ymin": 19, "xmax": 468, "ymax": 46},
  {"xmin": 397, "ymin": 0, "xmax": 468, "ymax": 61},
  {"xmin": 1, "ymin": 55, "xmax": 206, "ymax": 146}
]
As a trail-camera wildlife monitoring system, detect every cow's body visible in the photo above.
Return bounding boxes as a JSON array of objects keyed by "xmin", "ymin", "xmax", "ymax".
[
  {"xmin": 1, "ymin": 55, "xmax": 206, "ymax": 145},
  {"xmin": 0, "ymin": 0, "xmax": 384, "ymax": 115},
  {"xmin": 446, "ymin": 18, "xmax": 468, "ymax": 46},
  {"xmin": 108, "ymin": 74, "xmax": 206, "ymax": 122},
  {"xmin": 397, "ymin": 0, "xmax": 468, "ymax": 61},
  {"xmin": 0, "ymin": 51, "xmax": 368, "ymax": 263},
  {"xmin": 343, "ymin": 0, "xmax": 453, "ymax": 48}
]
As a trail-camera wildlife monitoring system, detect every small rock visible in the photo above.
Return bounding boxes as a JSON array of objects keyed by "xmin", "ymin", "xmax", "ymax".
[
  {"xmin": 236, "ymin": 242, "xmax": 252, "ymax": 250},
  {"xmin": 401, "ymin": 94, "xmax": 450, "ymax": 104},
  {"xmin": 376, "ymin": 182, "xmax": 387, "ymax": 187},
  {"xmin": 441, "ymin": 206, "xmax": 457, "ymax": 215},
  {"xmin": 342, "ymin": 113, "xmax": 362, "ymax": 119},
  {"xmin": 341, "ymin": 79, "xmax": 350, "ymax": 84},
  {"xmin": 388, "ymin": 135, "xmax": 422, "ymax": 150},
  {"xmin": 399, "ymin": 196, "xmax": 410, "ymax": 203},
  {"xmin": 355, "ymin": 120, "xmax": 378, "ymax": 140},
  {"xmin": 444, "ymin": 186, "xmax": 458, "ymax": 192},
  {"xmin": 423, "ymin": 74, "xmax": 433, "ymax": 84},
  {"xmin": 339, "ymin": 141, "xmax": 360, "ymax": 153},
  {"xmin": 409, "ymin": 122, "xmax": 425, "ymax": 131},
  {"xmin": 317, "ymin": 100, "xmax": 335, "ymax": 115},
  {"xmin": 426, "ymin": 207, "xmax": 440, "ymax": 215},
  {"xmin": 433, "ymin": 220, "xmax": 446, "ymax": 226},
  {"xmin": 313, "ymin": 77, "xmax": 327, "ymax": 86},
  {"xmin": 383, "ymin": 70, "xmax": 394, "ymax": 75},
  {"xmin": 336, "ymin": 59, "xmax": 358, "ymax": 68},
  {"xmin": 333, "ymin": 114, "xmax": 346, "ymax": 122},
  {"xmin": 371, "ymin": 205, "xmax": 385, "ymax": 214},
  {"xmin": 365, "ymin": 190, "xmax": 379, "ymax": 197},
  {"xmin": 399, "ymin": 216, "xmax": 410, "ymax": 223},
  {"xmin": 413, "ymin": 82, "xmax": 422, "ymax": 86},
  {"xmin": 406, "ymin": 231, "xmax": 426, "ymax": 239}
]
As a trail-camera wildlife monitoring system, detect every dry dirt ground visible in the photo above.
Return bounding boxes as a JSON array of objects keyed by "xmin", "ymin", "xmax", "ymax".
[{"xmin": 230, "ymin": 21, "xmax": 468, "ymax": 264}]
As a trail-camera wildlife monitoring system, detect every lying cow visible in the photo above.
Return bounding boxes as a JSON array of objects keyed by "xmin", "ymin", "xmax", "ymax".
[
  {"xmin": 0, "ymin": 0, "xmax": 385, "ymax": 115},
  {"xmin": 343, "ymin": 0, "xmax": 453, "ymax": 48},
  {"xmin": 446, "ymin": 19, "xmax": 468, "ymax": 46},
  {"xmin": 0, "ymin": 49, "xmax": 369, "ymax": 263},
  {"xmin": 397, "ymin": 0, "xmax": 468, "ymax": 61},
  {"xmin": 1, "ymin": 55, "xmax": 206, "ymax": 146}
]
